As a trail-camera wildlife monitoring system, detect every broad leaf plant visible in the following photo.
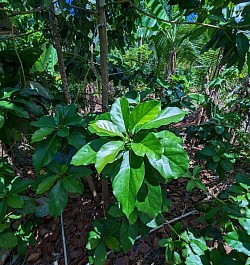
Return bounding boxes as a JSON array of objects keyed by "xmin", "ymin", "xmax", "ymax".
[{"xmin": 71, "ymin": 97, "xmax": 189, "ymax": 263}]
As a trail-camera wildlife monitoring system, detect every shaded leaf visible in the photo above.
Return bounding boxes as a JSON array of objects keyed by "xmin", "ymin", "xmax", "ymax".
[
  {"xmin": 32, "ymin": 135, "xmax": 61, "ymax": 172},
  {"xmin": 31, "ymin": 127, "xmax": 55, "ymax": 143},
  {"xmin": 48, "ymin": 181, "xmax": 68, "ymax": 216},
  {"xmin": 36, "ymin": 175, "xmax": 58, "ymax": 194},
  {"xmin": 112, "ymin": 151, "xmax": 145, "ymax": 219}
]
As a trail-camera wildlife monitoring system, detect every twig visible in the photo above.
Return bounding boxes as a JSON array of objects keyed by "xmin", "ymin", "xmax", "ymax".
[
  {"xmin": 11, "ymin": 25, "xmax": 25, "ymax": 86},
  {"xmin": 105, "ymin": 209, "xmax": 199, "ymax": 257},
  {"xmin": 135, "ymin": 209, "xmax": 199, "ymax": 241},
  {"xmin": 60, "ymin": 214, "xmax": 69, "ymax": 265}
]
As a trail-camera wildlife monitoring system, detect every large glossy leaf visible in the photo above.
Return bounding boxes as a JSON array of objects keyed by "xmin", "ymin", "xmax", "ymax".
[
  {"xmin": 32, "ymin": 135, "xmax": 61, "ymax": 172},
  {"xmin": 71, "ymin": 139, "xmax": 108, "ymax": 166},
  {"xmin": 48, "ymin": 180, "xmax": 68, "ymax": 217},
  {"xmin": 131, "ymin": 133, "xmax": 163, "ymax": 159},
  {"xmin": 148, "ymin": 138, "xmax": 189, "ymax": 179},
  {"xmin": 110, "ymin": 98, "xmax": 130, "ymax": 133},
  {"xmin": 142, "ymin": 107, "xmax": 186, "ymax": 130},
  {"xmin": 89, "ymin": 120, "xmax": 124, "ymax": 137},
  {"xmin": 0, "ymin": 232, "xmax": 18, "ymax": 248},
  {"xmin": 112, "ymin": 151, "xmax": 145, "ymax": 219},
  {"xmin": 31, "ymin": 127, "xmax": 55, "ymax": 143},
  {"xmin": 154, "ymin": 130, "xmax": 183, "ymax": 145},
  {"xmin": 95, "ymin": 141, "xmax": 125, "ymax": 173},
  {"xmin": 129, "ymin": 100, "xmax": 161, "ymax": 133},
  {"xmin": 224, "ymin": 230, "xmax": 250, "ymax": 256},
  {"xmin": 136, "ymin": 181, "xmax": 162, "ymax": 219}
]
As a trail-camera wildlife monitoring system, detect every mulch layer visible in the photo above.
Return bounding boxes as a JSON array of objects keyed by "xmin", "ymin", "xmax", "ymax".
[{"xmin": 5, "ymin": 112, "xmax": 246, "ymax": 265}]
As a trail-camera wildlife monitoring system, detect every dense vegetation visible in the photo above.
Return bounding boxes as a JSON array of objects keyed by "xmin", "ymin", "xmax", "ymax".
[{"xmin": 0, "ymin": 0, "xmax": 249, "ymax": 264}]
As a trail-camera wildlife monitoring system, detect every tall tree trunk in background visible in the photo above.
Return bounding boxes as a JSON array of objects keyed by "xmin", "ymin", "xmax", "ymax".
[
  {"xmin": 165, "ymin": 48, "xmax": 176, "ymax": 80},
  {"xmin": 97, "ymin": 0, "xmax": 109, "ymax": 203},
  {"xmin": 97, "ymin": 0, "xmax": 109, "ymax": 112},
  {"xmin": 49, "ymin": 2, "xmax": 72, "ymax": 104}
]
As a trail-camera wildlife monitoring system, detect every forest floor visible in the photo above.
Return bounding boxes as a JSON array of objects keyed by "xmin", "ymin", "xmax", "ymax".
[{"xmin": 4, "ymin": 111, "xmax": 249, "ymax": 265}]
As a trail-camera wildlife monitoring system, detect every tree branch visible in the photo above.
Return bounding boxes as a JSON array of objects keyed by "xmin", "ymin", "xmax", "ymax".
[
  {"xmin": 115, "ymin": 0, "xmax": 250, "ymax": 31},
  {"xmin": 65, "ymin": 3, "xmax": 96, "ymax": 14}
]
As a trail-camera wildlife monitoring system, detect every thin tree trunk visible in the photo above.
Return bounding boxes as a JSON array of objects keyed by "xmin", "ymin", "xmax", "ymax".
[
  {"xmin": 49, "ymin": 2, "xmax": 72, "ymax": 104},
  {"xmin": 165, "ymin": 48, "xmax": 176, "ymax": 80},
  {"xmin": 97, "ymin": 0, "xmax": 109, "ymax": 112},
  {"xmin": 96, "ymin": 0, "xmax": 110, "ymax": 204}
]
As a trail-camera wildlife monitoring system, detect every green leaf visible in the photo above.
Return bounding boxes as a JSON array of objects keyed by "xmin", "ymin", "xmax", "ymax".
[
  {"xmin": 199, "ymin": 146, "xmax": 217, "ymax": 156},
  {"xmin": 94, "ymin": 242, "xmax": 107, "ymax": 265},
  {"xmin": 194, "ymin": 180, "xmax": 206, "ymax": 191},
  {"xmin": 247, "ymin": 52, "xmax": 250, "ymax": 76},
  {"xmin": 240, "ymin": 219, "xmax": 250, "ymax": 236},
  {"xmin": 95, "ymin": 141, "xmax": 125, "ymax": 173},
  {"xmin": 0, "ymin": 101, "xmax": 15, "ymax": 110},
  {"xmin": 31, "ymin": 127, "xmax": 55, "ymax": 143},
  {"xmin": 219, "ymin": 158, "xmax": 233, "ymax": 171},
  {"xmin": 120, "ymin": 218, "xmax": 138, "ymax": 252},
  {"xmin": 57, "ymin": 127, "xmax": 69, "ymax": 137},
  {"xmin": 31, "ymin": 115, "xmax": 56, "ymax": 128},
  {"xmin": 190, "ymin": 238, "xmax": 208, "ymax": 255},
  {"xmin": 36, "ymin": 175, "xmax": 58, "ymax": 194},
  {"xmin": 66, "ymin": 130, "xmax": 86, "ymax": 149},
  {"xmin": 10, "ymin": 178, "xmax": 31, "ymax": 193},
  {"xmin": 142, "ymin": 107, "xmax": 186, "ymax": 130},
  {"xmin": 148, "ymin": 138, "xmax": 189, "ymax": 179},
  {"xmin": 186, "ymin": 180, "xmax": 195, "ymax": 191},
  {"xmin": 0, "ymin": 201, "xmax": 7, "ymax": 220},
  {"xmin": 6, "ymin": 193, "xmax": 24, "ymax": 208},
  {"xmin": 190, "ymin": 26, "xmax": 207, "ymax": 41},
  {"xmin": 71, "ymin": 139, "xmax": 108, "ymax": 166},
  {"xmin": 185, "ymin": 254, "xmax": 203, "ymax": 265},
  {"xmin": 62, "ymin": 175, "xmax": 84, "ymax": 194},
  {"xmin": 32, "ymin": 135, "xmax": 61, "ymax": 172},
  {"xmin": 136, "ymin": 181, "xmax": 162, "ymax": 219},
  {"xmin": 112, "ymin": 151, "xmax": 145, "ymax": 219},
  {"xmin": 48, "ymin": 181, "xmax": 68, "ymax": 217},
  {"xmin": 89, "ymin": 120, "xmax": 124, "ymax": 137},
  {"xmin": 0, "ymin": 232, "xmax": 18, "ymax": 248},
  {"xmin": 110, "ymin": 98, "xmax": 130, "ymax": 132},
  {"xmin": 86, "ymin": 231, "xmax": 102, "ymax": 250},
  {"xmin": 0, "ymin": 115, "xmax": 4, "ymax": 128},
  {"xmin": 131, "ymin": 133, "xmax": 163, "ymax": 159},
  {"xmin": 129, "ymin": 100, "xmax": 161, "ymax": 133},
  {"xmin": 154, "ymin": 130, "xmax": 183, "ymax": 145},
  {"xmin": 236, "ymin": 33, "xmax": 249, "ymax": 71},
  {"xmin": 224, "ymin": 230, "xmax": 250, "ymax": 256},
  {"xmin": 104, "ymin": 235, "xmax": 120, "ymax": 251}
]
